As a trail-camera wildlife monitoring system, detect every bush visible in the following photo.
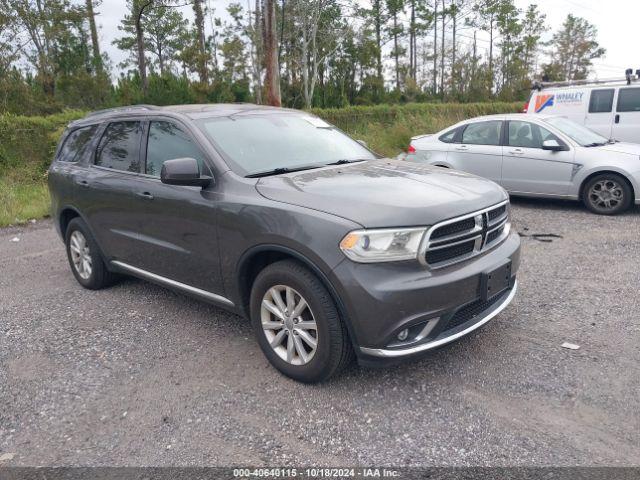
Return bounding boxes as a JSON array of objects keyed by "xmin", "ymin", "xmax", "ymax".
[
  {"xmin": 0, "ymin": 102, "xmax": 521, "ymax": 225},
  {"xmin": 310, "ymin": 102, "xmax": 522, "ymax": 156}
]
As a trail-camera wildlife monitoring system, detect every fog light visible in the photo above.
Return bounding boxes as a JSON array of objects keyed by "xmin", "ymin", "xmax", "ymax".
[{"xmin": 397, "ymin": 329, "xmax": 409, "ymax": 341}]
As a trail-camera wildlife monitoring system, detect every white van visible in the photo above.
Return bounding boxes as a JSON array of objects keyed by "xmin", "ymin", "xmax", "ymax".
[{"xmin": 525, "ymin": 75, "xmax": 640, "ymax": 143}]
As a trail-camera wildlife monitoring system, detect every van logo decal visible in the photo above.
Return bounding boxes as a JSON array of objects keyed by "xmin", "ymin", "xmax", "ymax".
[{"xmin": 535, "ymin": 94, "xmax": 555, "ymax": 113}]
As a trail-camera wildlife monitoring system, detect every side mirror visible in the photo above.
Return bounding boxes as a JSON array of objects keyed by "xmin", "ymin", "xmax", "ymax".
[
  {"xmin": 160, "ymin": 157, "xmax": 212, "ymax": 188},
  {"xmin": 541, "ymin": 139, "xmax": 567, "ymax": 151},
  {"xmin": 356, "ymin": 139, "xmax": 368, "ymax": 148}
]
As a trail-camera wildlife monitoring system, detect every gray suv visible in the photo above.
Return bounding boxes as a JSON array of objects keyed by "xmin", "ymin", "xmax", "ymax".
[{"xmin": 49, "ymin": 104, "xmax": 521, "ymax": 382}]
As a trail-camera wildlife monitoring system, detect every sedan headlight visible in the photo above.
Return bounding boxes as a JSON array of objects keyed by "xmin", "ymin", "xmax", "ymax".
[{"xmin": 339, "ymin": 227, "xmax": 427, "ymax": 263}]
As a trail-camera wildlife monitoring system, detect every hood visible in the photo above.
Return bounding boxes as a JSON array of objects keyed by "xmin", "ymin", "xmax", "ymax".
[
  {"xmin": 593, "ymin": 142, "xmax": 640, "ymax": 156},
  {"xmin": 255, "ymin": 159, "xmax": 508, "ymax": 228}
]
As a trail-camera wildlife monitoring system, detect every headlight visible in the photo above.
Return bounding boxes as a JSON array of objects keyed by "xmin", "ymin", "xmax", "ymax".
[{"xmin": 339, "ymin": 227, "xmax": 427, "ymax": 263}]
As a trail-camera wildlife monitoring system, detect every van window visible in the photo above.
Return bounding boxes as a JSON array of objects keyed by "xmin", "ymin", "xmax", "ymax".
[
  {"xmin": 95, "ymin": 121, "xmax": 143, "ymax": 173},
  {"xmin": 58, "ymin": 126, "xmax": 97, "ymax": 163},
  {"xmin": 617, "ymin": 88, "xmax": 640, "ymax": 112},
  {"xmin": 588, "ymin": 89, "xmax": 614, "ymax": 113}
]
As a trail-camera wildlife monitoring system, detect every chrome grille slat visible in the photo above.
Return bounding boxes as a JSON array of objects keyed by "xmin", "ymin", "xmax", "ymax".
[{"xmin": 419, "ymin": 201, "xmax": 510, "ymax": 269}]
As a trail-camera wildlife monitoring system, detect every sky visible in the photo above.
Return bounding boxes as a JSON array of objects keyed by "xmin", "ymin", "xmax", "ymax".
[{"xmin": 95, "ymin": 0, "xmax": 640, "ymax": 81}]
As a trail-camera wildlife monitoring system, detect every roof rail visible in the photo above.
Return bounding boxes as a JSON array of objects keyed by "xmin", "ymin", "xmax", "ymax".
[
  {"xmin": 532, "ymin": 72, "xmax": 640, "ymax": 91},
  {"xmin": 85, "ymin": 104, "xmax": 159, "ymax": 118}
]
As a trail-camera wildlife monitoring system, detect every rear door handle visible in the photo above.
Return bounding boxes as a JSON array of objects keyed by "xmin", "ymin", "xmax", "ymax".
[
  {"xmin": 137, "ymin": 191, "xmax": 154, "ymax": 200},
  {"xmin": 508, "ymin": 149, "xmax": 524, "ymax": 155},
  {"xmin": 615, "ymin": 114, "xmax": 620, "ymax": 124},
  {"xmin": 455, "ymin": 145, "xmax": 469, "ymax": 151},
  {"xmin": 77, "ymin": 179, "xmax": 90, "ymax": 188}
]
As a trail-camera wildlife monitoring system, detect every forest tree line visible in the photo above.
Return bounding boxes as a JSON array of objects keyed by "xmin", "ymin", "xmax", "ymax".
[{"xmin": 0, "ymin": 0, "xmax": 607, "ymax": 114}]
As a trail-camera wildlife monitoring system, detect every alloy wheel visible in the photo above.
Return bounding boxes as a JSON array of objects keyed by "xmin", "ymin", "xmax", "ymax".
[
  {"xmin": 69, "ymin": 230, "xmax": 92, "ymax": 280},
  {"xmin": 260, "ymin": 285, "xmax": 318, "ymax": 366},
  {"xmin": 588, "ymin": 179, "xmax": 624, "ymax": 211}
]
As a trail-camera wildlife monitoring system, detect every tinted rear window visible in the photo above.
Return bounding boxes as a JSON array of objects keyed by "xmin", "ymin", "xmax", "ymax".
[
  {"xmin": 58, "ymin": 125, "xmax": 97, "ymax": 162},
  {"xmin": 617, "ymin": 88, "xmax": 640, "ymax": 112},
  {"xmin": 95, "ymin": 121, "xmax": 142, "ymax": 173},
  {"xmin": 588, "ymin": 89, "xmax": 614, "ymax": 113}
]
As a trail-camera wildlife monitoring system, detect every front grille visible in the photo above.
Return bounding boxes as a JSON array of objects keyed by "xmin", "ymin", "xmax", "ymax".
[
  {"xmin": 430, "ymin": 217, "xmax": 476, "ymax": 240},
  {"xmin": 421, "ymin": 201, "xmax": 510, "ymax": 268},
  {"xmin": 425, "ymin": 239, "xmax": 475, "ymax": 264},
  {"xmin": 445, "ymin": 289, "xmax": 509, "ymax": 331},
  {"xmin": 486, "ymin": 225, "xmax": 504, "ymax": 244},
  {"xmin": 488, "ymin": 205, "xmax": 507, "ymax": 222}
]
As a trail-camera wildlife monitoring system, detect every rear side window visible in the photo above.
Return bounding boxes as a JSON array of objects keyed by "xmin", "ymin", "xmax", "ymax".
[
  {"xmin": 145, "ymin": 121, "xmax": 207, "ymax": 177},
  {"xmin": 461, "ymin": 121, "xmax": 502, "ymax": 146},
  {"xmin": 588, "ymin": 89, "xmax": 614, "ymax": 113},
  {"xmin": 439, "ymin": 128, "xmax": 458, "ymax": 143},
  {"xmin": 95, "ymin": 121, "xmax": 143, "ymax": 173},
  {"xmin": 617, "ymin": 88, "xmax": 640, "ymax": 112},
  {"xmin": 58, "ymin": 126, "xmax": 97, "ymax": 163}
]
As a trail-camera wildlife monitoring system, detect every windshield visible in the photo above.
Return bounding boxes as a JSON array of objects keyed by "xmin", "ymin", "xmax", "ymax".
[
  {"xmin": 196, "ymin": 113, "xmax": 376, "ymax": 176},
  {"xmin": 543, "ymin": 117, "xmax": 609, "ymax": 146}
]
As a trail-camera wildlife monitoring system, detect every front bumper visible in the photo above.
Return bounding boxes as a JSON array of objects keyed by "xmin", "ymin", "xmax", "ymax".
[
  {"xmin": 330, "ymin": 232, "xmax": 521, "ymax": 360},
  {"xmin": 360, "ymin": 280, "xmax": 517, "ymax": 358}
]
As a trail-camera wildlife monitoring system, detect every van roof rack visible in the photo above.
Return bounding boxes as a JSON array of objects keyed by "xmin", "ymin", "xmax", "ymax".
[
  {"xmin": 86, "ymin": 104, "xmax": 159, "ymax": 118},
  {"xmin": 532, "ymin": 69, "xmax": 640, "ymax": 91}
]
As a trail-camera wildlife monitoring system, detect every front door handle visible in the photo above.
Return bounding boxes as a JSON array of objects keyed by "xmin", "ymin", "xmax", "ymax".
[
  {"xmin": 455, "ymin": 145, "xmax": 469, "ymax": 151},
  {"xmin": 76, "ymin": 179, "xmax": 90, "ymax": 188},
  {"xmin": 508, "ymin": 149, "xmax": 524, "ymax": 155},
  {"xmin": 137, "ymin": 191, "xmax": 154, "ymax": 200},
  {"xmin": 615, "ymin": 114, "xmax": 620, "ymax": 124}
]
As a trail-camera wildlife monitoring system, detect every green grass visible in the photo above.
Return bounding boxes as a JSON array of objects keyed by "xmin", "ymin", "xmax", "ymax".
[{"xmin": 0, "ymin": 180, "xmax": 50, "ymax": 227}]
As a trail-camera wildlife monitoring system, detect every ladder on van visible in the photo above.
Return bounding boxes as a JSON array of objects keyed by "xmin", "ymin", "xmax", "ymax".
[{"xmin": 532, "ymin": 69, "xmax": 640, "ymax": 91}]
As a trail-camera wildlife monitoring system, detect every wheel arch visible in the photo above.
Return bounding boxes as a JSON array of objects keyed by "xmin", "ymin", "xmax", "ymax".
[
  {"xmin": 579, "ymin": 169, "xmax": 636, "ymax": 201},
  {"xmin": 235, "ymin": 245, "xmax": 360, "ymax": 348},
  {"xmin": 59, "ymin": 206, "xmax": 82, "ymax": 237}
]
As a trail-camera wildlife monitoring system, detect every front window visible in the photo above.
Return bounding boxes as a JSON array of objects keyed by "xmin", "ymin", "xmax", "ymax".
[
  {"xmin": 543, "ymin": 117, "xmax": 609, "ymax": 147},
  {"xmin": 195, "ymin": 113, "xmax": 376, "ymax": 176},
  {"xmin": 146, "ymin": 121, "xmax": 208, "ymax": 177},
  {"xmin": 508, "ymin": 121, "xmax": 561, "ymax": 149}
]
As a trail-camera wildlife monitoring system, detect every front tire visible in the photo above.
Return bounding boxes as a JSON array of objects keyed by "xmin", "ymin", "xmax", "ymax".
[
  {"xmin": 250, "ymin": 260, "xmax": 353, "ymax": 383},
  {"xmin": 65, "ymin": 218, "xmax": 118, "ymax": 289},
  {"xmin": 582, "ymin": 173, "xmax": 632, "ymax": 215}
]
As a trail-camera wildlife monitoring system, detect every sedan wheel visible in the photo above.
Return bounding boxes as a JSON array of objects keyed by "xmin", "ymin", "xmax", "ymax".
[
  {"xmin": 69, "ymin": 230, "xmax": 93, "ymax": 280},
  {"xmin": 261, "ymin": 285, "xmax": 318, "ymax": 365},
  {"xmin": 588, "ymin": 179, "xmax": 624, "ymax": 211},
  {"xmin": 583, "ymin": 173, "xmax": 632, "ymax": 215}
]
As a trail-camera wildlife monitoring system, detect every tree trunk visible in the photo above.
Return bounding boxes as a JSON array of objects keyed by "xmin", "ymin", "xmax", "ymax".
[
  {"xmin": 432, "ymin": 1, "xmax": 438, "ymax": 95},
  {"xmin": 409, "ymin": 0, "xmax": 415, "ymax": 80},
  {"xmin": 134, "ymin": 0, "xmax": 152, "ymax": 96},
  {"xmin": 374, "ymin": 0, "xmax": 383, "ymax": 93},
  {"xmin": 252, "ymin": 0, "xmax": 263, "ymax": 104},
  {"xmin": 193, "ymin": 0, "xmax": 209, "ymax": 84},
  {"xmin": 440, "ymin": 0, "xmax": 445, "ymax": 96},
  {"xmin": 393, "ymin": 12, "xmax": 399, "ymax": 91},
  {"xmin": 451, "ymin": 4, "xmax": 456, "ymax": 95},
  {"xmin": 263, "ymin": 0, "xmax": 281, "ymax": 106},
  {"xmin": 85, "ymin": 0, "xmax": 103, "ymax": 74}
]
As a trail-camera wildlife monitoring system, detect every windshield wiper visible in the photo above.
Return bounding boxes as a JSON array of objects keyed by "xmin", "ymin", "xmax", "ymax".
[
  {"xmin": 325, "ymin": 158, "xmax": 369, "ymax": 165},
  {"xmin": 245, "ymin": 165, "xmax": 322, "ymax": 178},
  {"xmin": 584, "ymin": 142, "xmax": 606, "ymax": 147}
]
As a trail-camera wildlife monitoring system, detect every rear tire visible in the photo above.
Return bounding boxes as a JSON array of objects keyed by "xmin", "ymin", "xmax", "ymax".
[
  {"xmin": 250, "ymin": 260, "xmax": 353, "ymax": 383},
  {"xmin": 65, "ymin": 217, "xmax": 119, "ymax": 289},
  {"xmin": 582, "ymin": 173, "xmax": 632, "ymax": 215}
]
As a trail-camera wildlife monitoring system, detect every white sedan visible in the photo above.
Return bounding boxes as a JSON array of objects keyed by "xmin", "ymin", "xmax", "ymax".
[{"xmin": 406, "ymin": 113, "xmax": 640, "ymax": 215}]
